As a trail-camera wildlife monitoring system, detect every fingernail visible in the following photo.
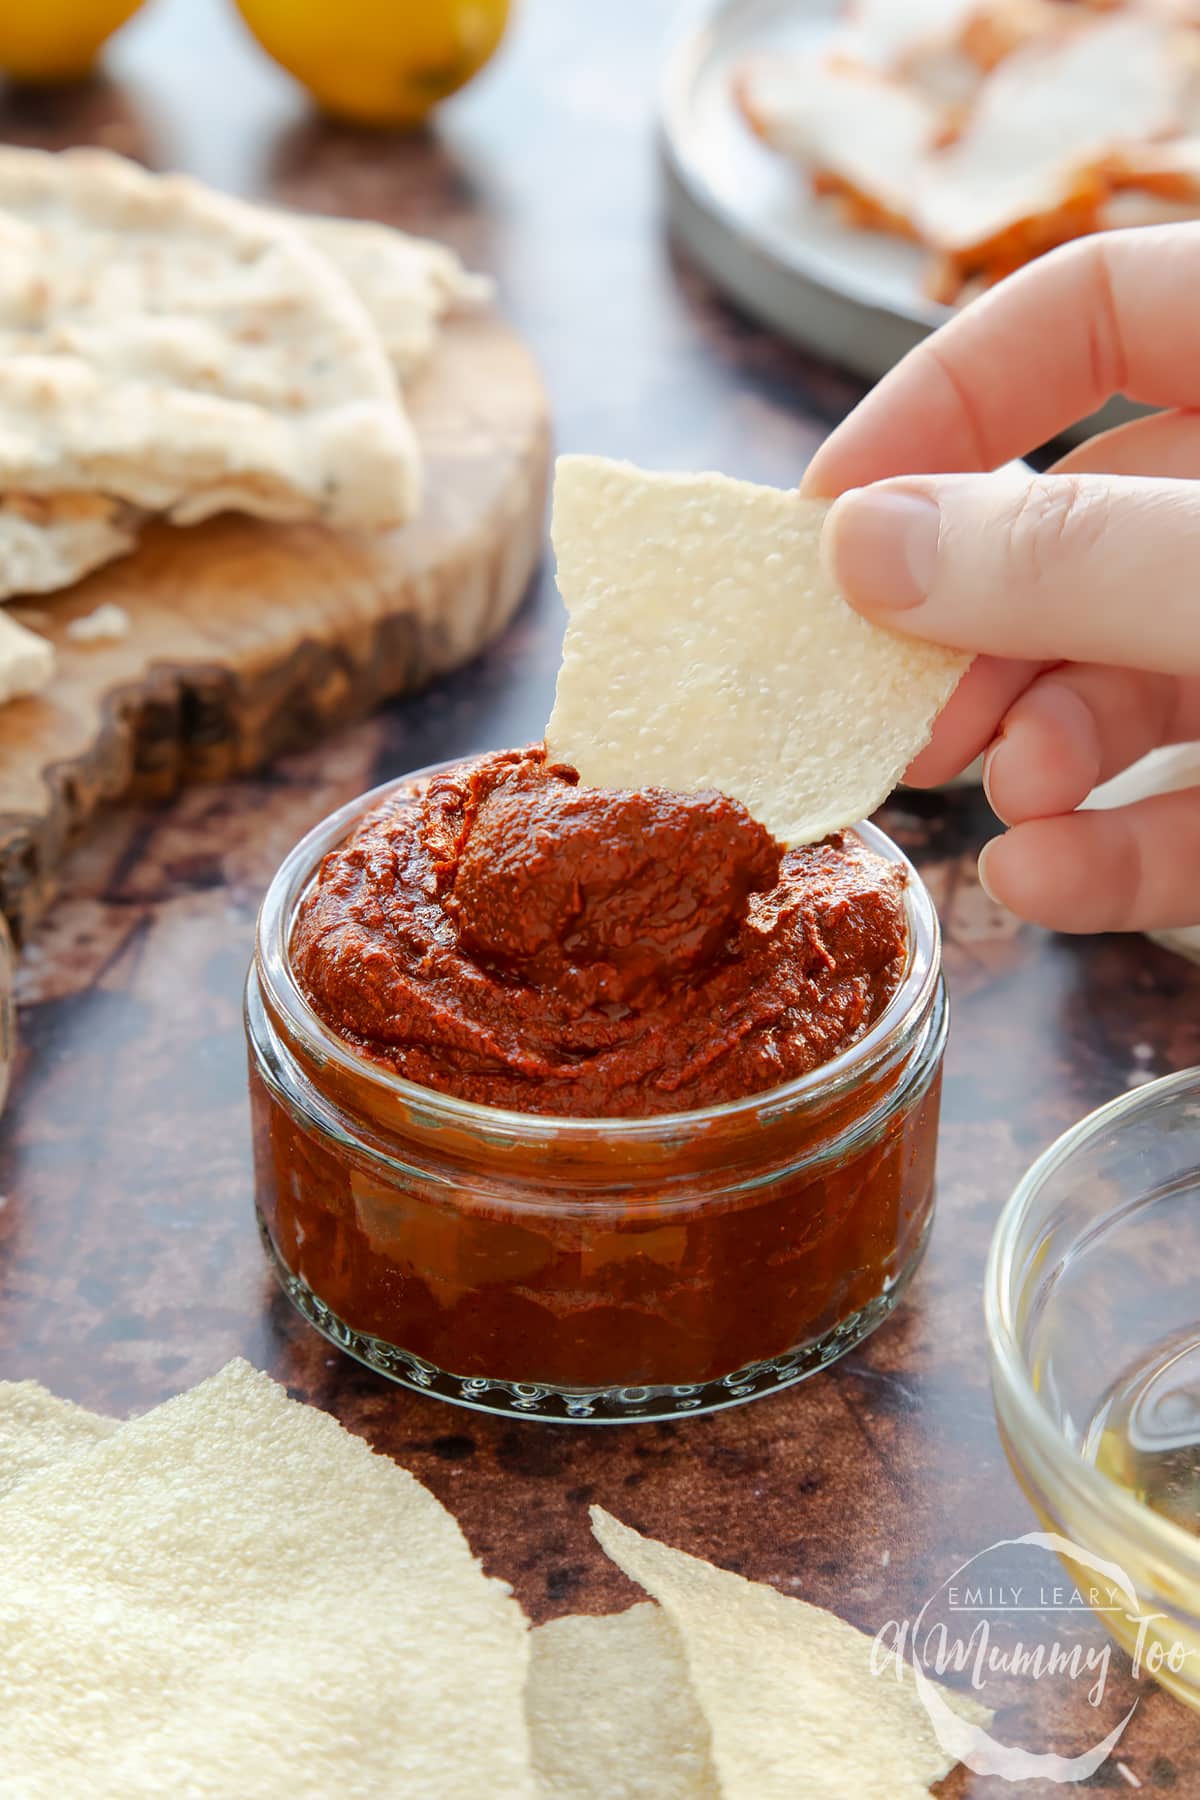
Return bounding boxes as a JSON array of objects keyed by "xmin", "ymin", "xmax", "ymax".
[
  {"xmin": 978, "ymin": 839, "xmax": 1000, "ymax": 903},
  {"xmin": 981, "ymin": 736, "xmax": 1003, "ymax": 813},
  {"xmin": 822, "ymin": 487, "xmax": 940, "ymax": 611}
]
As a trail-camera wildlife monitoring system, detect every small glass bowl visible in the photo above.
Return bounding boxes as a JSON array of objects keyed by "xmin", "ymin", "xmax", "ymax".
[
  {"xmin": 246, "ymin": 764, "xmax": 948, "ymax": 1423},
  {"xmin": 986, "ymin": 1069, "xmax": 1200, "ymax": 1710}
]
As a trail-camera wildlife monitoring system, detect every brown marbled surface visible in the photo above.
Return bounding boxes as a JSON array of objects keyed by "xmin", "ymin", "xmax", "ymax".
[{"xmin": 1, "ymin": 1, "xmax": 1198, "ymax": 1793}]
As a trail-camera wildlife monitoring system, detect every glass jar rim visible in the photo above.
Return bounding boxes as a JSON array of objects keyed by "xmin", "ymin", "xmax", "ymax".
[
  {"xmin": 985, "ymin": 1065, "xmax": 1200, "ymax": 1579},
  {"xmin": 254, "ymin": 761, "xmax": 942, "ymax": 1143}
]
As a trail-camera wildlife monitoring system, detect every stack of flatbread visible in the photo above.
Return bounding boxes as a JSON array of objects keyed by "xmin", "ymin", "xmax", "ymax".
[
  {"xmin": 0, "ymin": 146, "xmax": 489, "ymax": 709},
  {"xmin": 737, "ymin": 0, "xmax": 1200, "ymax": 301}
]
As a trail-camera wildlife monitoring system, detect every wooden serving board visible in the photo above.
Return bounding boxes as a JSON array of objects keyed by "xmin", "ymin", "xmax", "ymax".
[{"xmin": 0, "ymin": 310, "xmax": 551, "ymax": 941}]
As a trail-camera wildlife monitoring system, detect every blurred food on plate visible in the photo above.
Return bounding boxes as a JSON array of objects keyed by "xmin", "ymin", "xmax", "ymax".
[
  {"xmin": 233, "ymin": 0, "xmax": 510, "ymax": 128},
  {"xmin": 0, "ymin": 0, "xmax": 145, "ymax": 83},
  {"xmin": 736, "ymin": 0, "xmax": 1200, "ymax": 300}
]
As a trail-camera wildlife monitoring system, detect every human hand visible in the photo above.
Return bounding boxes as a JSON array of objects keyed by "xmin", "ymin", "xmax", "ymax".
[{"xmin": 803, "ymin": 225, "xmax": 1200, "ymax": 935}]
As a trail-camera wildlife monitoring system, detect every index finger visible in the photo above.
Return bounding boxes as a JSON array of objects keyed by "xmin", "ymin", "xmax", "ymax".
[{"xmin": 801, "ymin": 225, "xmax": 1200, "ymax": 496}]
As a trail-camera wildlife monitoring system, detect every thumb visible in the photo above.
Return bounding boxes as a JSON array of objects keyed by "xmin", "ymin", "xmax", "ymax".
[{"xmin": 821, "ymin": 472, "xmax": 1200, "ymax": 675}]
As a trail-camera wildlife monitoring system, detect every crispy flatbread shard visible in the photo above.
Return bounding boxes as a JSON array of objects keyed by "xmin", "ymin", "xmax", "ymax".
[
  {"xmin": 0, "ymin": 607, "xmax": 54, "ymax": 704},
  {"xmin": 0, "ymin": 491, "xmax": 140, "ymax": 600},
  {"xmin": 284, "ymin": 211, "xmax": 493, "ymax": 384},
  {"xmin": 527, "ymin": 1604, "xmax": 720, "ymax": 1800},
  {"xmin": 841, "ymin": 0, "xmax": 982, "ymax": 71},
  {"xmin": 0, "ymin": 1381, "xmax": 117, "ymax": 1500},
  {"xmin": 740, "ymin": 10, "xmax": 1200, "ymax": 300},
  {"xmin": 737, "ymin": 1, "xmax": 1083, "ymax": 227},
  {"xmin": 951, "ymin": 0, "xmax": 1079, "ymax": 75},
  {"xmin": 0, "ymin": 146, "xmax": 420, "ymax": 531},
  {"xmin": 839, "ymin": 0, "xmax": 1079, "ymax": 100},
  {"xmin": 591, "ymin": 1508, "xmax": 992, "ymax": 1800},
  {"xmin": 1107, "ymin": 133, "xmax": 1200, "ymax": 202},
  {"xmin": 786, "ymin": 0, "xmax": 1065, "ymax": 116},
  {"xmin": 545, "ymin": 456, "xmax": 968, "ymax": 845},
  {"xmin": 738, "ymin": 57, "xmax": 939, "ymax": 234},
  {"xmin": 1097, "ymin": 186, "xmax": 1200, "ymax": 232},
  {"xmin": 914, "ymin": 16, "xmax": 1197, "ymax": 272},
  {"xmin": 0, "ymin": 1359, "xmax": 535, "ymax": 1800}
]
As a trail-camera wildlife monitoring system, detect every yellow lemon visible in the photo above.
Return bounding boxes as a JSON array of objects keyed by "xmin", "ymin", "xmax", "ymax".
[
  {"xmin": 233, "ymin": 0, "xmax": 510, "ymax": 129},
  {"xmin": 0, "ymin": 0, "xmax": 146, "ymax": 82}
]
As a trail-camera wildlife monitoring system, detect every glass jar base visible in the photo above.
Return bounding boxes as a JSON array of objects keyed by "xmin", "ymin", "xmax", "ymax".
[{"xmin": 259, "ymin": 1208, "xmax": 929, "ymax": 1423}]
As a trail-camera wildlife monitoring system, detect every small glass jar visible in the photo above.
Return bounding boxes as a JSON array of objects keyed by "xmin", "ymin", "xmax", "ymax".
[
  {"xmin": 246, "ymin": 765, "xmax": 947, "ymax": 1423},
  {"xmin": 987, "ymin": 1069, "xmax": 1200, "ymax": 1710}
]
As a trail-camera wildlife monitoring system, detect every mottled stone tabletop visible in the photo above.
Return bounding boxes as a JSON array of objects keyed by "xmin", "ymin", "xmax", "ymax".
[{"xmin": 2, "ymin": 1, "xmax": 1198, "ymax": 1792}]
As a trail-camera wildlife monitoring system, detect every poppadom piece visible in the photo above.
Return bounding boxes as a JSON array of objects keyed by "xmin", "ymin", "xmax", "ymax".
[
  {"xmin": 545, "ymin": 456, "xmax": 968, "ymax": 844},
  {"xmin": 0, "ymin": 1359, "xmax": 535, "ymax": 1799},
  {"xmin": 527, "ymin": 1603, "xmax": 719, "ymax": 1800},
  {"xmin": 0, "ymin": 1380, "xmax": 117, "ymax": 1500},
  {"xmin": 591, "ymin": 1507, "xmax": 992, "ymax": 1800}
]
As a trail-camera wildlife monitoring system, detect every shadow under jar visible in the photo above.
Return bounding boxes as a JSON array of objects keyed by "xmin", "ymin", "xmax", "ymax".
[{"xmin": 246, "ymin": 769, "xmax": 947, "ymax": 1423}]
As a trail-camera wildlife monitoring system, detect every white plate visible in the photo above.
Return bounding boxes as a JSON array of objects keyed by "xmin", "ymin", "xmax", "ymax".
[{"xmin": 658, "ymin": 0, "xmax": 1140, "ymax": 441}]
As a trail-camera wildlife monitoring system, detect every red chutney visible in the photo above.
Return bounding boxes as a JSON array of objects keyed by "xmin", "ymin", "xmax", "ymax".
[
  {"xmin": 248, "ymin": 750, "xmax": 944, "ymax": 1407},
  {"xmin": 289, "ymin": 745, "xmax": 907, "ymax": 1118}
]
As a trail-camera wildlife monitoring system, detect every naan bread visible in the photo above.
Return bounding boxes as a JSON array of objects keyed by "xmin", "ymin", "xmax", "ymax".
[
  {"xmin": 286, "ymin": 210, "xmax": 492, "ymax": 384},
  {"xmin": 0, "ymin": 155, "xmax": 497, "ymax": 605},
  {"xmin": 0, "ymin": 147, "xmax": 420, "ymax": 532},
  {"xmin": 0, "ymin": 606, "xmax": 54, "ymax": 704},
  {"xmin": 0, "ymin": 491, "xmax": 139, "ymax": 598}
]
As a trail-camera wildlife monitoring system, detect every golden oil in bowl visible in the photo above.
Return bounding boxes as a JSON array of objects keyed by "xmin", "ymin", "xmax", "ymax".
[
  {"xmin": 1085, "ymin": 1328, "xmax": 1200, "ymax": 1538},
  {"xmin": 987, "ymin": 1071, "xmax": 1200, "ymax": 1712}
]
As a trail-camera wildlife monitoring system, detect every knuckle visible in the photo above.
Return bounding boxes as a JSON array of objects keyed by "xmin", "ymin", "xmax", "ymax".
[{"xmin": 1003, "ymin": 479, "xmax": 1109, "ymax": 591}]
